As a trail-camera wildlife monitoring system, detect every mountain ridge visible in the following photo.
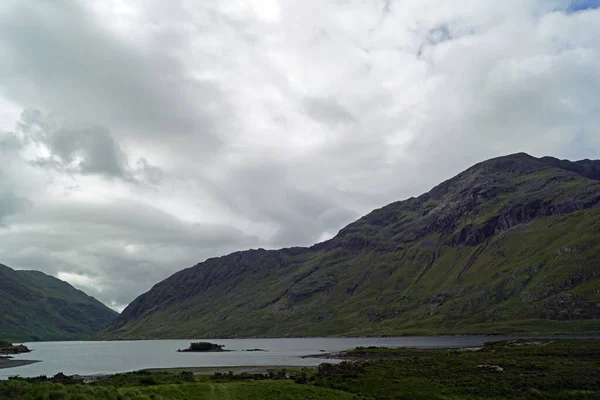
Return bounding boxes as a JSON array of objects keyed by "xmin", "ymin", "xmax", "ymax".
[
  {"xmin": 0, "ymin": 264, "xmax": 119, "ymax": 341},
  {"xmin": 100, "ymin": 153, "xmax": 600, "ymax": 339}
]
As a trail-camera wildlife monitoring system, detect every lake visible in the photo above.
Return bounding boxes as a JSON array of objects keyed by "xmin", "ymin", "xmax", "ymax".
[{"xmin": 3, "ymin": 336, "xmax": 515, "ymax": 378}]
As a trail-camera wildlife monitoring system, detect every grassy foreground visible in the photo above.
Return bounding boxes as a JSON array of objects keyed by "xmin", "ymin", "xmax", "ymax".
[
  {"xmin": 0, "ymin": 379, "xmax": 354, "ymax": 400},
  {"xmin": 1, "ymin": 339, "xmax": 599, "ymax": 399}
]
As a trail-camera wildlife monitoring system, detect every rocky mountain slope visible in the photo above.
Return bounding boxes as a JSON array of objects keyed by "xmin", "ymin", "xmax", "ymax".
[
  {"xmin": 0, "ymin": 264, "xmax": 119, "ymax": 341},
  {"xmin": 100, "ymin": 153, "xmax": 600, "ymax": 338}
]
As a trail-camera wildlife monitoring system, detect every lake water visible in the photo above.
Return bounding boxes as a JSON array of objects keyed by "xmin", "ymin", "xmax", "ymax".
[{"xmin": 3, "ymin": 336, "xmax": 516, "ymax": 378}]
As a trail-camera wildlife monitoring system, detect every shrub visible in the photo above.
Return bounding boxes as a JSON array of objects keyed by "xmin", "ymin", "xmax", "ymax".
[
  {"xmin": 179, "ymin": 342, "xmax": 225, "ymax": 352},
  {"xmin": 139, "ymin": 377, "xmax": 156, "ymax": 385},
  {"xmin": 294, "ymin": 372, "xmax": 308, "ymax": 384}
]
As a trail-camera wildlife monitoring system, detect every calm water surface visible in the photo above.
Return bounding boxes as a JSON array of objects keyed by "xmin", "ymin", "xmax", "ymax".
[{"xmin": 4, "ymin": 336, "xmax": 513, "ymax": 377}]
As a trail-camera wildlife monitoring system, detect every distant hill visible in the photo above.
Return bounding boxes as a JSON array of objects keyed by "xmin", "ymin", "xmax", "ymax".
[
  {"xmin": 99, "ymin": 153, "xmax": 600, "ymax": 339},
  {"xmin": 0, "ymin": 264, "xmax": 118, "ymax": 341}
]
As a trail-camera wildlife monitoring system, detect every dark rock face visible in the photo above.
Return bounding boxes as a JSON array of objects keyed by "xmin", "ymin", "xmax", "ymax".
[{"xmin": 100, "ymin": 153, "xmax": 600, "ymax": 339}]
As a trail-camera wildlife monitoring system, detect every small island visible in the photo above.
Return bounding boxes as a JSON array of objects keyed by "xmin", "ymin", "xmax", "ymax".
[
  {"xmin": 177, "ymin": 342, "xmax": 227, "ymax": 352},
  {"xmin": 0, "ymin": 340, "xmax": 31, "ymax": 355}
]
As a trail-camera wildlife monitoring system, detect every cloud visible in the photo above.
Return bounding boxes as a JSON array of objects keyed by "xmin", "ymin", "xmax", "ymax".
[
  {"xmin": 1, "ymin": 199, "xmax": 259, "ymax": 309},
  {"xmin": 302, "ymin": 96, "xmax": 357, "ymax": 127},
  {"xmin": 0, "ymin": 0, "xmax": 231, "ymax": 154},
  {"xmin": 18, "ymin": 109, "xmax": 129, "ymax": 178},
  {"xmin": 8, "ymin": 109, "xmax": 165, "ymax": 185},
  {"xmin": 57, "ymin": 271, "xmax": 105, "ymax": 294},
  {"xmin": 135, "ymin": 158, "xmax": 165, "ymax": 185},
  {"xmin": 0, "ymin": 0, "xmax": 599, "ymax": 310},
  {"xmin": 0, "ymin": 192, "xmax": 31, "ymax": 224}
]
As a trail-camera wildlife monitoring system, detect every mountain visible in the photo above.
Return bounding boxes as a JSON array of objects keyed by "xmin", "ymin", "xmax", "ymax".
[
  {"xmin": 0, "ymin": 265, "xmax": 119, "ymax": 341},
  {"xmin": 100, "ymin": 153, "xmax": 600, "ymax": 339}
]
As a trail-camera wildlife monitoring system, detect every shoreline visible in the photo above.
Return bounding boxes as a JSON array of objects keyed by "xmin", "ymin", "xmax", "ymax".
[
  {"xmin": 89, "ymin": 333, "xmax": 576, "ymax": 341},
  {"xmin": 70, "ymin": 365, "xmax": 317, "ymax": 383},
  {"xmin": 0, "ymin": 359, "xmax": 40, "ymax": 370},
  {"xmin": 143, "ymin": 365, "xmax": 316, "ymax": 375}
]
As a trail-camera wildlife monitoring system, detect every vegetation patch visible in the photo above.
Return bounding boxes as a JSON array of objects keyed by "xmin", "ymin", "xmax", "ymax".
[
  {"xmin": 310, "ymin": 339, "xmax": 600, "ymax": 399},
  {"xmin": 0, "ymin": 342, "xmax": 31, "ymax": 355},
  {"xmin": 177, "ymin": 341, "xmax": 227, "ymax": 352}
]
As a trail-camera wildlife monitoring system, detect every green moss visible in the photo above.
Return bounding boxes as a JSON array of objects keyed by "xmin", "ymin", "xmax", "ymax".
[{"xmin": 516, "ymin": 167, "xmax": 557, "ymax": 182}]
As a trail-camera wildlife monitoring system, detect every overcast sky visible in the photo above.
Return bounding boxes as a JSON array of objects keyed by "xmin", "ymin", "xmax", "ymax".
[{"xmin": 0, "ymin": 0, "xmax": 599, "ymax": 312}]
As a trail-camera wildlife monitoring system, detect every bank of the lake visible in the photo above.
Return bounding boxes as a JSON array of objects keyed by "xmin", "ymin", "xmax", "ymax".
[
  {"xmin": 2, "ymin": 336, "xmax": 522, "ymax": 378},
  {"xmin": 1, "ymin": 339, "xmax": 598, "ymax": 400}
]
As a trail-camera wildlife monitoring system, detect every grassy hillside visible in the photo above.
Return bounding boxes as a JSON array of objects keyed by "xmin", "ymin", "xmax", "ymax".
[
  {"xmin": 0, "ymin": 265, "xmax": 118, "ymax": 342},
  {"xmin": 100, "ymin": 153, "xmax": 600, "ymax": 339}
]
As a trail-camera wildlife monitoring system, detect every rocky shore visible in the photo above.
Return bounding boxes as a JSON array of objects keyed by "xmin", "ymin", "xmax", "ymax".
[{"xmin": 0, "ymin": 341, "xmax": 38, "ymax": 370}]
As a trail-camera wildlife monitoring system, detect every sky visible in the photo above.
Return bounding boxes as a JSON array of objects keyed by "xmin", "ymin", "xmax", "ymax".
[{"xmin": 0, "ymin": 0, "xmax": 599, "ymax": 312}]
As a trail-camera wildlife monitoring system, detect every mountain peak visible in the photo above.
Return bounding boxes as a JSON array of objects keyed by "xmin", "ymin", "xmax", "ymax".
[
  {"xmin": 469, "ymin": 152, "xmax": 600, "ymax": 181},
  {"xmin": 539, "ymin": 156, "xmax": 600, "ymax": 181},
  {"xmin": 342, "ymin": 153, "xmax": 600, "ymax": 248}
]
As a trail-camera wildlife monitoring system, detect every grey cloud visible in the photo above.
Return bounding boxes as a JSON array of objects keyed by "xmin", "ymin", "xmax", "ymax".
[
  {"xmin": 0, "ymin": 131, "xmax": 22, "ymax": 152},
  {"xmin": 14, "ymin": 109, "xmax": 167, "ymax": 185},
  {"xmin": 406, "ymin": 13, "xmax": 600, "ymax": 174},
  {"xmin": 4, "ymin": 248, "xmax": 168, "ymax": 309},
  {"xmin": 1, "ymin": 199, "xmax": 260, "ymax": 307},
  {"xmin": 0, "ymin": 1, "xmax": 229, "ymax": 151},
  {"xmin": 136, "ymin": 158, "xmax": 164, "ymax": 185},
  {"xmin": 0, "ymin": 131, "xmax": 32, "ymax": 223},
  {"xmin": 17, "ymin": 200, "xmax": 259, "ymax": 248},
  {"xmin": 302, "ymin": 96, "xmax": 357, "ymax": 126},
  {"xmin": 197, "ymin": 158, "xmax": 360, "ymax": 248},
  {"xmin": 426, "ymin": 25, "xmax": 453, "ymax": 46},
  {"xmin": 262, "ymin": 187, "xmax": 359, "ymax": 247},
  {"xmin": 0, "ymin": 192, "xmax": 31, "ymax": 223},
  {"xmin": 18, "ymin": 109, "xmax": 128, "ymax": 178},
  {"xmin": 75, "ymin": 129, "xmax": 127, "ymax": 177},
  {"xmin": 272, "ymin": 206, "xmax": 359, "ymax": 247}
]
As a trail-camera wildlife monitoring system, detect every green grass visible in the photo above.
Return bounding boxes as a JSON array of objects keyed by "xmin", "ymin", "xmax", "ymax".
[
  {"xmin": 0, "ymin": 377, "xmax": 356, "ymax": 400},
  {"xmin": 313, "ymin": 339, "xmax": 600, "ymax": 399}
]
